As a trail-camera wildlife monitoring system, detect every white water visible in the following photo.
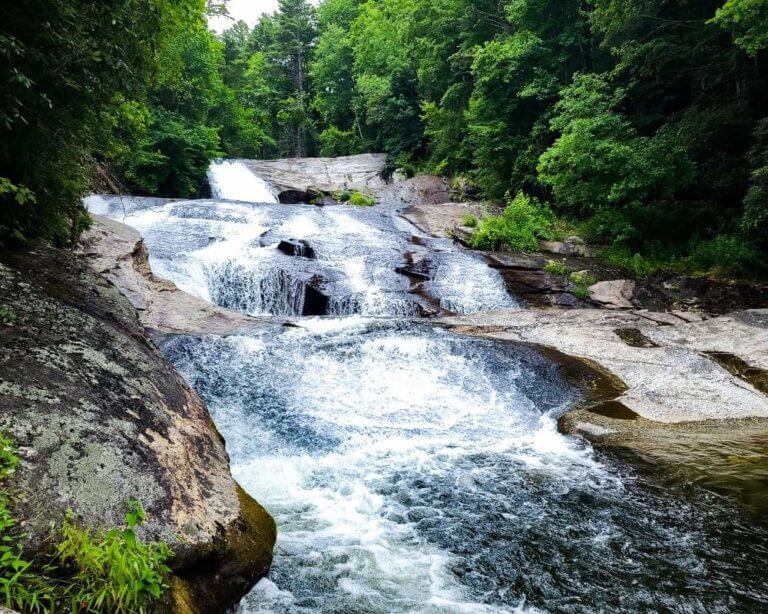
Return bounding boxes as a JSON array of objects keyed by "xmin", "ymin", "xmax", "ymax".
[
  {"xmin": 85, "ymin": 192, "xmax": 518, "ymax": 317},
  {"xmin": 88, "ymin": 162, "xmax": 768, "ymax": 613},
  {"xmin": 164, "ymin": 321, "xmax": 595, "ymax": 613},
  {"xmin": 207, "ymin": 159, "xmax": 279, "ymax": 203},
  {"xmin": 164, "ymin": 319, "xmax": 768, "ymax": 613}
]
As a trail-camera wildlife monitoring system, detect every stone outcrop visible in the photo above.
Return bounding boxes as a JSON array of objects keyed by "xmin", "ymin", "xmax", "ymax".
[
  {"xmin": 378, "ymin": 175, "xmax": 452, "ymax": 209},
  {"xmin": 78, "ymin": 215, "xmax": 263, "ymax": 336},
  {"xmin": 538, "ymin": 239, "xmax": 592, "ymax": 257},
  {"xmin": 588, "ymin": 279, "xmax": 636, "ymax": 309},
  {"xmin": 0, "ymin": 246, "xmax": 276, "ymax": 613},
  {"xmin": 439, "ymin": 308, "xmax": 768, "ymax": 423},
  {"xmin": 399, "ymin": 201, "xmax": 484, "ymax": 238},
  {"xmin": 243, "ymin": 153, "xmax": 388, "ymax": 200}
]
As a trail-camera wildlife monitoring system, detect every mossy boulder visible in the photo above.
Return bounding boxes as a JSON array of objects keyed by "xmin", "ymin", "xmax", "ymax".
[{"xmin": 0, "ymin": 245, "xmax": 275, "ymax": 612}]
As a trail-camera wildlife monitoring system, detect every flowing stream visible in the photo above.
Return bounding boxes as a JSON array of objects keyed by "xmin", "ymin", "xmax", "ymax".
[{"xmin": 86, "ymin": 163, "xmax": 768, "ymax": 613}]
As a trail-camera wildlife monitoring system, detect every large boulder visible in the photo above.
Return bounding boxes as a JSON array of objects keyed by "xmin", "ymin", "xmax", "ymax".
[
  {"xmin": 0, "ymin": 246, "xmax": 276, "ymax": 612},
  {"xmin": 588, "ymin": 279, "xmax": 636, "ymax": 309},
  {"xmin": 243, "ymin": 153, "xmax": 388, "ymax": 200}
]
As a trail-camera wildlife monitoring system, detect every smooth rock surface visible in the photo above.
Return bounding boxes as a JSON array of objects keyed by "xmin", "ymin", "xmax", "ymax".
[
  {"xmin": 78, "ymin": 216, "xmax": 262, "ymax": 335},
  {"xmin": 243, "ymin": 153, "xmax": 388, "ymax": 197},
  {"xmin": 400, "ymin": 201, "xmax": 484, "ymax": 238},
  {"xmin": 588, "ymin": 280, "xmax": 636, "ymax": 309},
  {"xmin": 439, "ymin": 308, "xmax": 768, "ymax": 423},
  {"xmin": 538, "ymin": 239, "xmax": 592, "ymax": 257},
  {"xmin": 0, "ymin": 246, "xmax": 275, "ymax": 611}
]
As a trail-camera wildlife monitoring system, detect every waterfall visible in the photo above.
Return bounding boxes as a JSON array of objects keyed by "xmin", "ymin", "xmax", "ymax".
[
  {"xmin": 84, "ymin": 165, "xmax": 768, "ymax": 614},
  {"xmin": 205, "ymin": 261, "xmax": 308, "ymax": 317},
  {"xmin": 207, "ymin": 160, "xmax": 279, "ymax": 203}
]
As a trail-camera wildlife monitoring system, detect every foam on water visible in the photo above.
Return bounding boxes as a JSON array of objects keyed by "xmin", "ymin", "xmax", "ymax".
[
  {"xmin": 163, "ymin": 321, "xmax": 768, "ymax": 613},
  {"xmin": 207, "ymin": 159, "xmax": 279, "ymax": 203},
  {"xmin": 86, "ymin": 163, "xmax": 768, "ymax": 612},
  {"xmin": 85, "ymin": 194, "xmax": 519, "ymax": 317}
]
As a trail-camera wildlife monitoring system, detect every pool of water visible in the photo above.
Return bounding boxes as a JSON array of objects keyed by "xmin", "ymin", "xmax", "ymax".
[{"xmin": 163, "ymin": 319, "xmax": 768, "ymax": 613}]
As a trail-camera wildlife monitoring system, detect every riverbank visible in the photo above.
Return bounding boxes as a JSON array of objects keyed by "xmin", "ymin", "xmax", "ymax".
[{"xmin": 401, "ymin": 200, "xmax": 768, "ymax": 313}]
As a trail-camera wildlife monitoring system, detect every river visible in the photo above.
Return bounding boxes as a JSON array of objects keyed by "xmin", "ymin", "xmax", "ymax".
[{"xmin": 85, "ymin": 161, "xmax": 768, "ymax": 613}]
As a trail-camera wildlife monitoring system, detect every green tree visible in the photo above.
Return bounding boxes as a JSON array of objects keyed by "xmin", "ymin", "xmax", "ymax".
[
  {"xmin": 539, "ymin": 73, "xmax": 692, "ymax": 243},
  {"xmin": 0, "ymin": 0, "xmax": 190, "ymax": 244}
]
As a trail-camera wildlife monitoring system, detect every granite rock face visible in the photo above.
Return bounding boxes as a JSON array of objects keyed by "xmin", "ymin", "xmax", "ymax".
[
  {"xmin": 400, "ymin": 201, "xmax": 484, "ymax": 238},
  {"xmin": 78, "ymin": 215, "xmax": 263, "ymax": 335},
  {"xmin": 588, "ymin": 280, "xmax": 636, "ymax": 309},
  {"xmin": 243, "ymin": 153, "xmax": 388, "ymax": 199},
  {"xmin": 0, "ymin": 246, "xmax": 275, "ymax": 612},
  {"xmin": 439, "ymin": 308, "xmax": 768, "ymax": 423}
]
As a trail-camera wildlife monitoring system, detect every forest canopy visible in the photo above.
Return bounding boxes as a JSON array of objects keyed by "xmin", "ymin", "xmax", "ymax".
[{"xmin": 1, "ymin": 0, "xmax": 767, "ymax": 277}]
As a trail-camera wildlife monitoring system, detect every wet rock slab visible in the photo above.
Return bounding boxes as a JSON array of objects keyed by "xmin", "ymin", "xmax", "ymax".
[
  {"xmin": 277, "ymin": 238, "xmax": 316, "ymax": 259},
  {"xmin": 439, "ymin": 308, "xmax": 768, "ymax": 423},
  {"xmin": 78, "ymin": 216, "xmax": 265, "ymax": 335}
]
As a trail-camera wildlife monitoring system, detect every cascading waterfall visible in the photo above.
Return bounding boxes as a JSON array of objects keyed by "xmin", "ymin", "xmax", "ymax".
[
  {"xmin": 85, "ymin": 161, "xmax": 768, "ymax": 613},
  {"xmin": 206, "ymin": 261, "xmax": 308, "ymax": 317},
  {"xmin": 85, "ymin": 190, "xmax": 519, "ymax": 318},
  {"xmin": 207, "ymin": 159, "xmax": 279, "ymax": 203}
]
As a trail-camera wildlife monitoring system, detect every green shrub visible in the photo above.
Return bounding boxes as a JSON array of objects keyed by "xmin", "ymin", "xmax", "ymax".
[
  {"xmin": 470, "ymin": 192, "xmax": 555, "ymax": 252},
  {"xmin": 683, "ymin": 236, "xmax": 767, "ymax": 279},
  {"xmin": 544, "ymin": 260, "xmax": 568, "ymax": 276},
  {"xmin": 0, "ymin": 306, "xmax": 15, "ymax": 326},
  {"xmin": 460, "ymin": 213, "xmax": 478, "ymax": 228},
  {"xmin": 601, "ymin": 246, "xmax": 666, "ymax": 278},
  {"xmin": 0, "ymin": 432, "xmax": 57, "ymax": 612},
  {"xmin": 0, "ymin": 432, "xmax": 171, "ymax": 613},
  {"xmin": 348, "ymin": 192, "xmax": 376, "ymax": 207},
  {"xmin": 570, "ymin": 270, "xmax": 597, "ymax": 287},
  {"xmin": 57, "ymin": 501, "xmax": 171, "ymax": 613},
  {"xmin": 333, "ymin": 190, "xmax": 352, "ymax": 202},
  {"xmin": 570, "ymin": 270, "xmax": 598, "ymax": 299}
]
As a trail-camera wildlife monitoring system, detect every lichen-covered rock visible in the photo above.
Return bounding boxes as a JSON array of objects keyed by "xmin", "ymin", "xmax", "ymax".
[{"xmin": 0, "ymin": 246, "xmax": 275, "ymax": 612}]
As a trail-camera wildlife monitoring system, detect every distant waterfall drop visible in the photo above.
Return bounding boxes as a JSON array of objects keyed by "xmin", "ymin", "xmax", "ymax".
[{"xmin": 207, "ymin": 160, "xmax": 279, "ymax": 203}]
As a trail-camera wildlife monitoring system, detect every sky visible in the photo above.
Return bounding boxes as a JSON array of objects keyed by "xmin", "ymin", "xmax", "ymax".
[{"xmin": 208, "ymin": 0, "xmax": 322, "ymax": 34}]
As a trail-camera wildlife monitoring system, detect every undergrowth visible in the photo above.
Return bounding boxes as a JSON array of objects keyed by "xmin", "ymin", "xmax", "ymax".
[
  {"xmin": 460, "ymin": 213, "xmax": 478, "ymax": 228},
  {"xmin": 470, "ymin": 193, "xmax": 556, "ymax": 252},
  {"xmin": 334, "ymin": 190, "xmax": 376, "ymax": 207},
  {"xmin": 544, "ymin": 260, "xmax": 568, "ymax": 276},
  {"xmin": 0, "ymin": 433, "xmax": 172, "ymax": 613}
]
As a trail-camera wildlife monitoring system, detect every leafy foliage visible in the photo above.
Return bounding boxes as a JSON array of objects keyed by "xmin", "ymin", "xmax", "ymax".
[
  {"xmin": 57, "ymin": 501, "xmax": 171, "ymax": 613},
  {"xmin": 4, "ymin": 0, "xmax": 768, "ymax": 277},
  {"xmin": 470, "ymin": 192, "xmax": 555, "ymax": 252},
  {"xmin": 544, "ymin": 260, "xmax": 569, "ymax": 276},
  {"xmin": 460, "ymin": 213, "xmax": 478, "ymax": 228},
  {"xmin": 347, "ymin": 191, "xmax": 375, "ymax": 207},
  {"xmin": 0, "ymin": 433, "xmax": 171, "ymax": 613}
]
